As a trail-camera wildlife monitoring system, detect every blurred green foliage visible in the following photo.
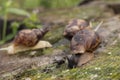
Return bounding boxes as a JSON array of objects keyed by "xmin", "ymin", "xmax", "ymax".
[
  {"xmin": 0, "ymin": 0, "xmax": 82, "ymax": 9},
  {"xmin": 18, "ymin": 0, "xmax": 82, "ymax": 9},
  {"xmin": 0, "ymin": 0, "xmax": 40, "ymax": 44},
  {"xmin": 40, "ymin": 0, "xmax": 81, "ymax": 9},
  {"xmin": 0, "ymin": 0, "xmax": 82, "ymax": 44}
]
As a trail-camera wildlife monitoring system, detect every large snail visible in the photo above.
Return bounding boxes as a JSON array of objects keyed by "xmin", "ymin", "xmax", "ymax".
[
  {"xmin": 70, "ymin": 29, "xmax": 101, "ymax": 54},
  {"xmin": 68, "ymin": 21, "xmax": 103, "ymax": 68}
]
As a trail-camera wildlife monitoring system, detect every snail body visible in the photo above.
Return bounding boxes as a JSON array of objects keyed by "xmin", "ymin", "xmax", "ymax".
[
  {"xmin": 67, "ymin": 52, "xmax": 94, "ymax": 68},
  {"xmin": 63, "ymin": 19, "xmax": 91, "ymax": 40},
  {"xmin": 0, "ymin": 40, "xmax": 52, "ymax": 54}
]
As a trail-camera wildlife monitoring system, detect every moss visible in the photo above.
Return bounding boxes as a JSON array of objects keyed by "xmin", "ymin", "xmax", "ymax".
[
  {"xmin": 111, "ymin": 72, "xmax": 120, "ymax": 79},
  {"xmin": 14, "ymin": 69, "xmax": 38, "ymax": 80},
  {"xmin": 42, "ymin": 48, "xmax": 54, "ymax": 55},
  {"xmin": 10, "ymin": 40, "xmax": 120, "ymax": 80},
  {"xmin": 56, "ymin": 45, "xmax": 69, "ymax": 50},
  {"xmin": 43, "ymin": 26, "xmax": 64, "ymax": 44}
]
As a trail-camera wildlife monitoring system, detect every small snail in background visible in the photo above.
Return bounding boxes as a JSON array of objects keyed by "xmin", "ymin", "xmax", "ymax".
[
  {"xmin": 63, "ymin": 19, "xmax": 91, "ymax": 40},
  {"xmin": 0, "ymin": 27, "xmax": 52, "ymax": 54},
  {"xmin": 14, "ymin": 27, "xmax": 49, "ymax": 47}
]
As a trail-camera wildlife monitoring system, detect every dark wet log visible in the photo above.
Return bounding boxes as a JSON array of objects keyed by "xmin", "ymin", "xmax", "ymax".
[
  {"xmin": 0, "ymin": 18, "xmax": 27, "ymax": 41},
  {"xmin": 78, "ymin": 0, "xmax": 95, "ymax": 6},
  {"xmin": 107, "ymin": 4, "xmax": 120, "ymax": 14}
]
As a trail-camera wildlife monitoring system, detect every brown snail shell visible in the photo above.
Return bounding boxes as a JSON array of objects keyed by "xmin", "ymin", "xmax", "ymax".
[
  {"xmin": 14, "ymin": 27, "xmax": 49, "ymax": 47},
  {"xmin": 63, "ymin": 19, "xmax": 91, "ymax": 40},
  {"xmin": 70, "ymin": 29, "xmax": 101, "ymax": 54}
]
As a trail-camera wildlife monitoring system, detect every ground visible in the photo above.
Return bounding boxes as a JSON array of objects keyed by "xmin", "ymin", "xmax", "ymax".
[{"xmin": 0, "ymin": 0, "xmax": 120, "ymax": 80}]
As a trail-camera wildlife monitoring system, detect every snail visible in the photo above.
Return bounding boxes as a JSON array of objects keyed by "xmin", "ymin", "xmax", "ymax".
[
  {"xmin": 0, "ymin": 27, "xmax": 52, "ymax": 54},
  {"xmin": 70, "ymin": 29, "xmax": 101, "ymax": 54},
  {"xmin": 14, "ymin": 27, "xmax": 50, "ymax": 47},
  {"xmin": 70, "ymin": 21, "xmax": 103, "ymax": 54},
  {"xmin": 68, "ymin": 21, "xmax": 103, "ymax": 68},
  {"xmin": 63, "ymin": 19, "xmax": 91, "ymax": 40}
]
